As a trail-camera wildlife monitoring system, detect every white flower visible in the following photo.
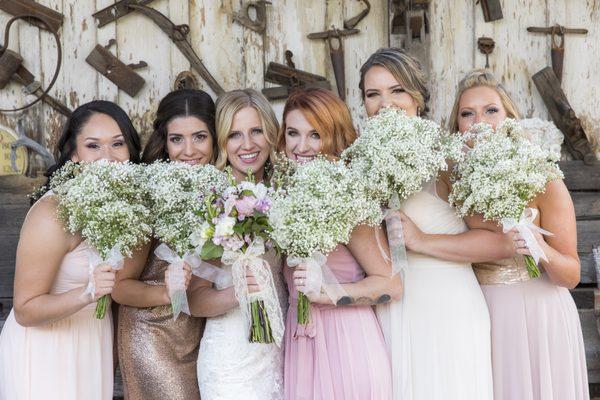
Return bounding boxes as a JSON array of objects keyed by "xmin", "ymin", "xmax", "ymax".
[{"xmin": 214, "ymin": 216, "xmax": 236, "ymax": 238}]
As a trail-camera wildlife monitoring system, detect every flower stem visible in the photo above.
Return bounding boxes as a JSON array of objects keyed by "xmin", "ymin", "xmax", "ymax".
[
  {"xmin": 249, "ymin": 299, "xmax": 274, "ymax": 343},
  {"xmin": 297, "ymin": 291, "xmax": 310, "ymax": 324},
  {"xmin": 524, "ymin": 255, "xmax": 541, "ymax": 278},
  {"xmin": 95, "ymin": 295, "xmax": 108, "ymax": 319}
]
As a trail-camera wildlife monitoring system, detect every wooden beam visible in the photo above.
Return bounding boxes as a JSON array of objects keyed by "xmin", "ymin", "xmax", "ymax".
[
  {"xmin": 560, "ymin": 161, "xmax": 600, "ymax": 191},
  {"xmin": 0, "ymin": 0, "xmax": 63, "ymax": 32}
]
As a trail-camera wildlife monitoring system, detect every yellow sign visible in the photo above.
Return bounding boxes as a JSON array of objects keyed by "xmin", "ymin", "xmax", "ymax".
[{"xmin": 0, "ymin": 126, "xmax": 27, "ymax": 175}]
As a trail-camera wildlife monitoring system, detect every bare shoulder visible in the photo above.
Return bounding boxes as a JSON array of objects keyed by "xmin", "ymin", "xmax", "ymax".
[
  {"xmin": 20, "ymin": 195, "xmax": 74, "ymax": 248},
  {"xmin": 535, "ymin": 179, "xmax": 573, "ymax": 211}
]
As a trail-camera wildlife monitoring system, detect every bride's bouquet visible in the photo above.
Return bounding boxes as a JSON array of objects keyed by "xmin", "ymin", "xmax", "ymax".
[
  {"xmin": 196, "ymin": 171, "xmax": 284, "ymax": 345},
  {"xmin": 50, "ymin": 160, "xmax": 152, "ymax": 318},
  {"xmin": 143, "ymin": 161, "xmax": 229, "ymax": 319},
  {"xmin": 341, "ymin": 107, "xmax": 463, "ymax": 274},
  {"xmin": 449, "ymin": 119, "xmax": 564, "ymax": 277},
  {"xmin": 269, "ymin": 156, "xmax": 382, "ymax": 324}
]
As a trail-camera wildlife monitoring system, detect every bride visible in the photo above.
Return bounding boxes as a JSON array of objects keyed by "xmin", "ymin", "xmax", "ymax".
[{"xmin": 188, "ymin": 89, "xmax": 286, "ymax": 400}]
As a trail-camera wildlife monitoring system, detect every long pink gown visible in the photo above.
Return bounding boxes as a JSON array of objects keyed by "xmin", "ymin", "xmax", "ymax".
[
  {"xmin": 0, "ymin": 239, "xmax": 113, "ymax": 400},
  {"xmin": 284, "ymin": 244, "xmax": 392, "ymax": 400}
]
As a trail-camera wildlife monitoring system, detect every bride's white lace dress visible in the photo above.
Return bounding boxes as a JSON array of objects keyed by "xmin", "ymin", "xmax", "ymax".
[{"xmin": 197, "ymin": 251, "xmax": 287, "ymax": 400}]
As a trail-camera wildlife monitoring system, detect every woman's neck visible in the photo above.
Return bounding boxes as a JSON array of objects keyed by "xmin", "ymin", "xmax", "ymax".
[{"xmin": 233, "ymin": 167, "xmax": 264, "ymax": 183}]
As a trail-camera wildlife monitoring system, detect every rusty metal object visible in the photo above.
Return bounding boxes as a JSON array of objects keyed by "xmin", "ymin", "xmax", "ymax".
[
  {"xmin": 174, "ymin": 71, "xmax": 198, "ymax": 90},
  {"xmin": 0, "ymin": 14, "xmax": 68, "ymax": 116},
  {"xmin": 93, "ymin": 0, "xmax": 157, "ymax": 28},
  {"xmin": 527, "ymin": 24, "xmax": 588, "ymax": 84},
  {"xmin": 477, "ymin": 0, "xmax": 503, "ymax": 22},
  {"xmin": 233, "ymin": 1, "xmax": 271, "ymax": 33},
  {"xmin": 0, "ymin": 0, "xmax": 63, "ymax": 32},
  {"xmin": 477, "ymin": 36, "xmax": 495, "ymax": 68},
  {"xmin": 533, "ymin": 67, "xmax": 596, "ymax": 164},
  {"xmin": 344, "ymin": 0, "xmax": 370, "ymax": 30},
  {"xmin": 262, "ymin": 51, "xmax": 330, "ymax": 100},
  {"xmin": 0, "ymin": 48, "xmax": 22, "ymax": 89},
  {"xmin": 10, "ymin": 118, "xmax": 54, "ymax": 172},
  {"xmin": 126, "ymin": 3, "xmax": 225, "ymax": 96},
  {"xmin": 86, "ymin": 39, "xmax": 147, "ymax": 97},
  {"xmin": 308, "ymin": 26, "xmax": 359, "ymax": 100}
]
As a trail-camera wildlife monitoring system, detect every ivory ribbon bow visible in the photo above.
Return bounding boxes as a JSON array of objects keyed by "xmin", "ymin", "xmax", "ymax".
[
  {"xmin": 84, "ymin": 245, "xmax": 124, "ymax": 300},
  {"xmin": 154, "ymin": 243, "xmax": 202, "ymax": 320},
  {"xmin": 501, "ymin": 208, "xmax": 553, "ymax": 264},
  {"xmin": 221, "ymin": 237, "xmax": 285, "ymax": 346},
  {"xmin": 287, "ymin": 252, "xmax": 347, "ymax": 304}
]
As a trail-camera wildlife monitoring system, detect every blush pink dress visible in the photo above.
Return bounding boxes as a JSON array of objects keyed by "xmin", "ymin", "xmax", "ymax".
[
  {"xmin": 0, "ymin": 238, "xmax": 113, "ymax": 400},
  {"xmin": 284, "ymin": 244, "xmax": 392, "ymax": 400}
]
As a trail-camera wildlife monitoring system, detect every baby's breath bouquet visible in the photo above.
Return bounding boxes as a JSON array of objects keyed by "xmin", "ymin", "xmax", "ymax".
[
  {"xmin": 144, "ymin": 161, "xmax": 229, "ymax": 319},
  {"xmin": 269, "ymin": 156, "xmax": 382, "ymax": 324},
  {"xmin": 449, "ymin": 119, "xmax": 564, "ymax": 277},
  {"xmin": 50, "ymin": 160, "xmax": 152, "ymax": 318},
  {"xmin": 342, "ymin": 107, "xmax": 463, "ymax": 275}
]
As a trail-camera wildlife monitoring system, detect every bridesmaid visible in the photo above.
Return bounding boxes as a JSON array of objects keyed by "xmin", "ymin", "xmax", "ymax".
[
  {"xmin": 450, "ymin": 69, "xmax": 589, "ymax": 400},
  {"xmin": 0, "ymin": 101, "xmax": 141, "ymax": 400},
  {"xmin": 112, "ymin": 89, "xmax": 215, "ymax": 400},
  {"xmin": 280, "ymin": 87, "xmax": 398, "ymax": 400},
  {"xmin": 358, "ymin": 48, "xmax": 514, "ymax": 400},
  {"xmin": 189, "ymin": 88, "xmax": 287, "ymax": 400}
]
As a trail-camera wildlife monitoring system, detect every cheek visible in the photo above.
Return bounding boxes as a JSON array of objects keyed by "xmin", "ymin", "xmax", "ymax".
[
  {"xmin": 394, "ymin": 94, "xmax": 418, "ymax": 116},
  {"xmin": 112, "ymin": 146, "xmax": 131, "ymax": 162},
  {"xmin": 309, "ymin": 138, "xmax": 321, "ymax": 153},
  {"xmin": 458, "ymin": 118, "xmax": 472, "ymax": 134},
  {"xmin": 363, "ymin": 98, "xmax": 379, "ymax": 117}
]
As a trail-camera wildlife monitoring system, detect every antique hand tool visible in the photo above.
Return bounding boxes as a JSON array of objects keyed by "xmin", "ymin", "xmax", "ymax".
[
  {"xmin": 0, "ymin": 0, "xmax": 63, "ymax": 32},
  {"xmin": 527, "ymin": 24, "xmax": 588, "ymax": 83},
  {"xmin": 477, "ymin": 36, "xmax": 495, "ymax": 68},
  {"xmin": 86, "ymin": 39, "xmax": 147, "ymax": 97},
  {"xmin": 344, "ymin": 0, "xmax": 370, "ymax": 30},
  {"xmin": 532, "ymin": 67, "xmax": 596, "ymax": 164},
  {"xmin": 307, "ymin": 27, "xmax": 359, "ymax": 100},
  {"xmin": 262, "ymin": 50, "xmax": 330, "ymax": 100},
  {"xmin": 0, "ymin": 14, "xmax": 71, "ymax": 116},
  {"xmin": 477, "ymin": 0, "xmax": 503, "ymax": 22},
  {"xmin": 233, "ymin": 1, "xmax": 271, "ymax": 33},
  {"xmin": 93, "ymin": 0, "xmax": 157, "ymax": 28},
  {"xmin": 125, "ymin": 3, "xmax": 225, "ymax": 96},
  {"xmin": 10, "ymin": 118, "xmax": 54, "ymax": 173}
]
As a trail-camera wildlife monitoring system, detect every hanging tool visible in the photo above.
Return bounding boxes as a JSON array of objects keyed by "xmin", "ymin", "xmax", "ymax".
[
  {"xmin": 307, "ymin": 26, "xmax": 359, "ymax": 100},
  {"xmin": 233, "ymin": 1, "xmax": 271, "ymax": 33},
  {"xmin": 124, "ymin": 3, "xmax": 225, "ymax": 96},
  {"xmin": 0, "ymin": 0, "xmax": 63, "ymax": 32},
  {"xmin": 527, "ymin": 24, "xmax": 588, "ymax": 83},
  {"xmin": 10, "ymin": 118, "xmax": 54, "ymax": 172},
  {"xmin": 0, "ymin": 14, "xmax": 71, "ymax": 116},
  {"xmin": 93, "ymin": 0, "xmax": 157, "ymax": 28},
  {"xmin": 477, "ymin": 36, "xmax": 495, "ymax": 68},
  {"xmin": 86, "ymin": 39, "xmax": 147, "ymax": 97},
  {"xmin": 344, "ymin": 0, "xmax": 370, "ymax": 30},
  {"xmin": 477, "ymin": 0, "xmax": 503, "ymax": 22}
]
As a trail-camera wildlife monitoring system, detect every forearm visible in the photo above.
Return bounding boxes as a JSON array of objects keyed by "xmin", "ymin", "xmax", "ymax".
[
  {"xmin": 313, "ymin": 274, "xmax": 402, "ymax": 307},
  {"xmin": 111, "ymin": 279, "xmax": 169, "ymax": 308},
  {"xmin": 188, "ymin": 286, "xmax": 238, "ymax": 317},
  {"xmin": 413, "ymin": 230, "xmax": 514, "ymax": 263},
  {"xmin": 539, "ymin": 245, "xmax": 580, "ymax": 289},
  {"xmin": 14, "ymin": 286, "xmax": 91, "ymax": 327}
]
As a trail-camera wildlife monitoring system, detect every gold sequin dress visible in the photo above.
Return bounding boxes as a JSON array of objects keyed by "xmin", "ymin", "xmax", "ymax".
[{"xmin": 117, "ymin": 251, "xmax": 203, "ymax": 400}]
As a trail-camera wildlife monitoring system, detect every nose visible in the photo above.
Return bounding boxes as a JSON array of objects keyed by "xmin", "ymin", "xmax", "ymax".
[
  {"xmin": 100, "ymin": 146, "xmax": 112, "ymax": 161},
  {"xmin": 241, "ymin": 132, "xmax": 253, "ymax": 150},
  {"xmin": 183, "ymin": 138, "xmax": 195, "ymax": 156},
  {"xmin": 379, "ymin": 94, "xmax": 392, "ymax": 110},
  {"xmin": 473, "ymin": 112, "xmax": 483, "ymax": 124},
  {"xmin": 298, "ymin": 136, "xmax": 310, "ymax": 153}
]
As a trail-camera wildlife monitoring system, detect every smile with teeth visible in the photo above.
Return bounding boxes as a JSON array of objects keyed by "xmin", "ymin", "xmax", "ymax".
[
  {"xmin": 295, "ymin": 154, "xmax": 316, "ymax": 163},
  {"xmin": 239, "ymin": 152, "xmax": 259, "ymax": 163}
]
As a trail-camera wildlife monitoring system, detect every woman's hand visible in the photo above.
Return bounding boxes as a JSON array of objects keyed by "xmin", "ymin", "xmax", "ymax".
[
  {"xmin": 246, "ymin": 268, "xmax": 260, "ymax": 293},
  {"xmin": 392, "ymin": 211, "xmax": 426, "ymax": 253},
  {"xmin": 507, "ymin": 228, "xmax": 547, "ymax": 258},
  {"xmin": 91, "ymin": 264, "xmax": 117, "ymax": 302},
  {"xmin": 293, "ymin": 263, "xmax": 323, "ymax": 303}
]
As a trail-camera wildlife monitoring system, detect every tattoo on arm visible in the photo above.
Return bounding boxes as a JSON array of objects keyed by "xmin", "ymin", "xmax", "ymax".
[{"xmin": 336, "ymin": 294, "xmax": 391, "ymax": 306}]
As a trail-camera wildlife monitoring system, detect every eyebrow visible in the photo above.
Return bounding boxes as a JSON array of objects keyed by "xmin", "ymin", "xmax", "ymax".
[
  {"xmin": 84, "ymin": 134, "xmax": 124, "ymax": 141},
  {"xmin": 168, "ymin": 130, "xmax": 209, "ymax": 136}
]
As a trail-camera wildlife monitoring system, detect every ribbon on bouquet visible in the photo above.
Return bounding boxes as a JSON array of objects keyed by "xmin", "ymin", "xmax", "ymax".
[
  {"xmin": 501, "ymin": 208, "xmax": 553, "ymax": 265},
  {"xmin": 154, "ymin": 243, "xmax": 204, "ymax": 320},
  {"xmin": 84, "ymin": 245, "xmax": 124, "ymax": 301},
  {"xmin": 287, "ymin": 252, "xmax": 347, "ymax": 304},
  {"xmin": 221, "ymin": 237, "xmax": 285, "ymax": 346}
]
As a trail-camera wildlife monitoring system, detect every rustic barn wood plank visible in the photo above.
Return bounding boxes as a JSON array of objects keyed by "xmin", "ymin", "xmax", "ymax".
[
  {"xmin": 580, "ymin": 253, "xmax": 598, "ymax": 285},
  {"xmin": 167, "ymin": 0, "xmax": 191, "ymax": 92},
  {"xmin": 560, "ymin": 161, "xmax": 600, "ymax": 191},
  {"xmin": 572, "ymin": 192, "xmax": 600, "ymax": 220},
  {"xmin": 579, "ymin": 309, "xmax": 600, "ymax": 383},
  {"xmin": 0, "ymin": 234, "xmax": 18, "ymax": 298},
  {"xmin": 577, "ymin": 220, "xmax": 600, "ymax": 254}
]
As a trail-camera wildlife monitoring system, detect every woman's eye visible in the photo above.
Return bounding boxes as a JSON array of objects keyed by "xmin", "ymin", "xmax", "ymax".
[
  {"xmin": 486, "ymin": 107, "xmax": 499, "ymax": 114},
  {"xmin": 113, "ymin": 141, "xmax": 124, "ymax": 147},
  {"xmin": 251, "ymin": 128, "xmax": 263, "ymax": 136},
  {"xmin": 460, "ymin": 111, "xmax": 473, "ymax": 118},
  {"xmin": 311, "ymin": 132, "xmax": 321, "ymax": 140},
  {"xmin": 286, "ymin": 129, "xmax": 297, "ymax": 137},
  {"xmin": 193, "ymin": 134, "xmax": 207, "ymax": 142},
  {"xmin": 86, "ymin": 143, "xmax": 99, "ymax": 149},
  {"xmin": 229, "ymin": 131, "xmax": 242, "ymax": 139},
  {"xmin": 365, "ymin": 92, "xmax": 378, "ymax": 98},
  {"xmin": 392, "ymin": 88, "xmax": 406, "ymax": 94},
  {"xmin": 169, "ymin": 136, "xmax": 182, "ymax": 143}
]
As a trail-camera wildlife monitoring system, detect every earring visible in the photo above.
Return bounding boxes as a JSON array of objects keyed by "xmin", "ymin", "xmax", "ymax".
[{"xmin": 417, "ymin": 107, "xmax": 421, "ymax": 117}]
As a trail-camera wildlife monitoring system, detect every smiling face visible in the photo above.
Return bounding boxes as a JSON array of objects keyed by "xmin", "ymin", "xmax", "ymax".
[
  {"xmin": 362, "ymin": 65, "xmax": 419, "ymax": 117},
  {"xmin": 457, "ymin": 86, "xmax": 508, "ymax": 133},
  {"xmin": 225, "ymin": 106, "xmax": 271, "ymax": 182},
  {"xmin": 283, "ymin": 109, "xmax": 321, "ymax": 163},
  {"xmin": 71, "ymin": 113, "xmax": 130, "ymax": 162},
  {"xmin": 165, "ymin": 116, "xmax": 213, "ymax": 165}
]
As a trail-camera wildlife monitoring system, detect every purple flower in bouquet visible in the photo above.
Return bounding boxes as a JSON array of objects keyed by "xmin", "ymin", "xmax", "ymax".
[{"xmin": 235, "ymin": 195, "xmax": 258, "ymax": 219}]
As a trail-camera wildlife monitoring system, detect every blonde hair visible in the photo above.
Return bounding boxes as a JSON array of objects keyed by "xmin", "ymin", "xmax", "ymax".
[
  {"xmin": 448, "ymin": 69, "xmax": 521, "ymax": 133},
  {"xmin": 214, "ymin": 89, "xmax": 279, "ymax": 171},
  {"xmin": 359, "ymin": 47, "xmax": 430, "ymax": 115},
  {"xmin": 277, "ymin": 87, "xmax": 356, "ymax": 158}
]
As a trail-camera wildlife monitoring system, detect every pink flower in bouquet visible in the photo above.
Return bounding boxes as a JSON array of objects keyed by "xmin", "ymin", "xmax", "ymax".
[
  {"xmin": 255, "ymin": 198, "xmax": 271, "ymax": 214},
  {"xmin": 235, "ymin": 196, "xmax": 258, "ymax": 219}
]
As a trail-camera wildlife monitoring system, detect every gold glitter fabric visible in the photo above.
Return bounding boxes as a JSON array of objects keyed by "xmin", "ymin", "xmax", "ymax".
[
  {"xmin": 117, "ymin": 251, "xmax": 204, "ymax": 400},
  {"xmin": 473, "ymin": 257, "xmax": 532, "ymax": 285}
]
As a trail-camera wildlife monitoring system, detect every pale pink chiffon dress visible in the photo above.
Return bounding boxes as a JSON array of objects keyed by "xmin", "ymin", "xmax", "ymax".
[
  {"xmin": 474, "ymin": 257, "xmax": 589, "ymax": 400},
  {"xmin": 284, "ymin": 244, "xmax": 392, "ymax": 400},
  {"xmin": 0, "ymin": 239, "xmax": 113, "ymax": 400}
]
